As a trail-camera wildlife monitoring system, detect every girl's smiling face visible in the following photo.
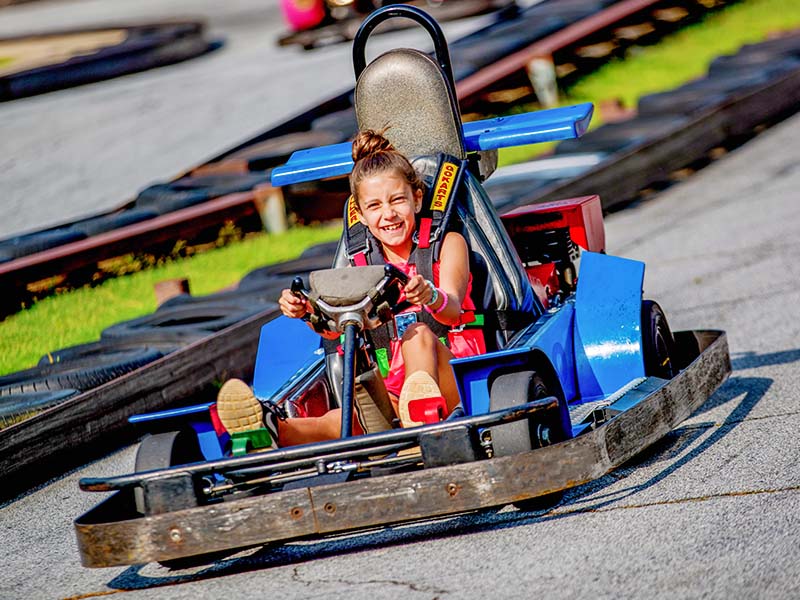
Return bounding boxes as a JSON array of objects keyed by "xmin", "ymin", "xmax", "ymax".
[{"xmin": 357, "ymin": 171, "xmax": 422, "ymax": 257}]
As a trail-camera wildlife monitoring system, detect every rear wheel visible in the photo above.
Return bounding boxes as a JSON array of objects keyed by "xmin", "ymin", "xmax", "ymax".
[
  {"xmin": 133, "ymin": 430, "xmax": 202, "ymax": 514},
  {"xmin": 641, "ymin": 300, "xmax": 677, "ymax": 379},
  {"xmin": 134, "ymin": 431, "xmax": 212, "ymax": 568},
  {"xmin": 488, "ymin": 370, "xmax": 569, "ymax": 511}
]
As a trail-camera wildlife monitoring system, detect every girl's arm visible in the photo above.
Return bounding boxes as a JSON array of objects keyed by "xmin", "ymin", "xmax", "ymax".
[
  {"xmin": 278, "ymin": 288, "xmax": 340, "ymax": 340},
  {"xmin": 428, "ymin": 231, "xmax": 470, "ymax": 326}
]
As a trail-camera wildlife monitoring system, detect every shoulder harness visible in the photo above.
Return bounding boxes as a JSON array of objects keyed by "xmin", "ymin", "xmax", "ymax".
[{"xmin": 343, "ymin": 154, "xmax": 484, "ymax": 375}]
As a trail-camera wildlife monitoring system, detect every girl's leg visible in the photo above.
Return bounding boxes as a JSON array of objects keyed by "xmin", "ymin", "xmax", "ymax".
[
  {"xmin": 278, "ymin": 409, "xmax": 342, "ymax": 446},
  {"xmin": 400, "ymin": 323, "xmax": 460, "ymax": 412}
]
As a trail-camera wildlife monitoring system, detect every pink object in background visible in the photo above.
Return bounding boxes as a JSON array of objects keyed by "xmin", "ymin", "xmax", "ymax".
[{"xmin": 281, "ymin": 0, "xmax": 326, "ymax": 32}]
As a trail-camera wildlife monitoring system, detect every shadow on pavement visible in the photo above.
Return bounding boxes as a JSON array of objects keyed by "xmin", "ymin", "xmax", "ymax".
[{"xmin": 731, "ymin": 348, "xmax": 800, "ymax": 371}]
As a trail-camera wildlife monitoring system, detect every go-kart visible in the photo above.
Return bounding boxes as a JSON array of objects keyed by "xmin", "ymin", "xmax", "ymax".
[
  {"xmin": 278, "ymin": 0, "xmax": 515, "ymax": 49},
  {"xmin": 74, "ymin": 5, "xmax": 730, "ymax": 568}
]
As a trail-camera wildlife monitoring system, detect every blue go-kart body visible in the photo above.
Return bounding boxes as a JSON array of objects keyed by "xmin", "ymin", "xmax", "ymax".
[{"xmin": 75, "ymin": 5, "xmax": 729, "ymax": 569}]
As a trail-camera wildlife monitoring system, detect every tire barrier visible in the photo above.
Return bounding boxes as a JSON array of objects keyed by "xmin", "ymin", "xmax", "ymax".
[
  {"xmin": 0, "ymin": 227, "xmax": 87, "ymax": 264},
  {"xmin": 553, "ymin": 115, "xmax": 688, "ymax": 155},
  {"xmin": 0, "ymin": 308, "xmax": 277, "ymax": 499},
  {"xmin": 99, "ymin": 300, "xmax": 276, "ymax": 345},
  {"xmin": 0, "ymin": 389, "xmax": 80, "ymax": 423},
  {"xmin": 484, "ymin": 33, "xmax": 800, "ymax": 212},
  {"xmin": 0, "ymin": 348, "xmax": 164, "ymax": 396},
  {"xmin": 134, "ymin": 173, "xmax": 271, "ymax": 215},
  {"xmin": 71, "ymin": 208, "xmax": 160, "ymax": 238},
  {"xmin": 37, "ymin": 339, "xmax": 179, "ymax": 366},
  {"xmin": 0, "ymin": 22, "xmax": 221, "ymax": 101}
]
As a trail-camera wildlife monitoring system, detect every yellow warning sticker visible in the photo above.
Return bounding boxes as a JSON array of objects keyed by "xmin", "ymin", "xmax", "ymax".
[
  {"xmin": 346, "ymin": 195, "xmax": 360, "ymax": 228},
  {"xmin": 430, "ymin": 162, "xmax": 458, "ymax": 212}
]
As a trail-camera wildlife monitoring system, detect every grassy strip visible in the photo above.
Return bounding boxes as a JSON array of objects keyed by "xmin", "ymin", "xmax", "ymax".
[
  {"xmin": 498, "ymin": 0, "xmax": 800, "ymax": 166},
  {"xmin": 0, "ymin": 225, "xmax": 340, "ymax": 376}
]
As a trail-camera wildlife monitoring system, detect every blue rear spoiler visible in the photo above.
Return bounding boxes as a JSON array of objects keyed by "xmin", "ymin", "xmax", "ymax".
[{"xmin": 270, "ymin": 102, "xmax": 593, "ymax": 187}]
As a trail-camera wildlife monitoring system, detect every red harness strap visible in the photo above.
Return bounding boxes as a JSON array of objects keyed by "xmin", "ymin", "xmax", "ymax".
[{"xmin": 417, "ymin": 217, "xmax": 433, "ymax": 249}]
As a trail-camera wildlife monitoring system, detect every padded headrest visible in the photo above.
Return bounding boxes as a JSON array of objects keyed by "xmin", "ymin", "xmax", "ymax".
[{"xmin": 355, "ymin": 49, "xmax": 465, "ymax": 159}]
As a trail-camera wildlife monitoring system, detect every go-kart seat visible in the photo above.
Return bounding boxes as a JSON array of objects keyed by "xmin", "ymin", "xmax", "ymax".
[{"xmin": 354, "ymin": 48, "xmax": 466, "ymax": 160}]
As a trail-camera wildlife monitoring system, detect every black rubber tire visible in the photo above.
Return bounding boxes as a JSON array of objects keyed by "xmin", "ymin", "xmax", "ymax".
[
  {"xmin": 489, "ymin": 370, "xmax": 552, "ymax": 456},
  {"xmin": 238, "ymin": 253, "xmax": 335, "ymax": 290},
  {"xmin": 227, "ymin": 131, "xmax": 341, "ymax": 171},
  {"xmin": 100, "ymin": 302, "xmax": 270, "ymax": 344},
  {"xmin": 0, "ymin": 348, "xmax": 163, "ymax": 395},
  {"xmin": 310, "ymin": 109, "xmax": 358, "ymax": 142},
  {"xmin": 134, "ymin": 430, "xmax": 203, "ymax": 515},
  {"xmin": 638, "ymin": 72, "xmax": 775, "ymax": 117},
  {"xmin": 554, "ymin": 116, "xmax": 687, "ymax": 155},
  {"xmin": 157, "ymin": 288, "xmax": 281, "ymax": 310},
  {"xmin": 37, "ymin": 340, "xmax": 175, "ymax": 367},
  {"xmin": 0, "ymin": 389, "xmax": 80, "ymax": 421},
  {"xmin": 489, "ymin": 370, "xmax": 570, "ymax": 511},
  {"xmin": 71, "ymin": 207, "xmax": 159, "ymax": 237},
  {"xmin": 134, "ymin": 173, "xmax": 269, "ymax": 214},
  {"xmin": 299, "ymin": 240, "xmax": 340, "ymax": 259},
  {"xmin": 134, "ymin": 430, "xmax": 219, "ymax": 568},
  {"xmin": 0, "ymin": 227, "xmax": 87, "ymax": 262},
  {"xmin": 641, "ymin": 300, "xmax": 677, "ymax": 379},
  {"xmin": 708, "ymin": 54, "xmax": 800, "ymax": 78}
]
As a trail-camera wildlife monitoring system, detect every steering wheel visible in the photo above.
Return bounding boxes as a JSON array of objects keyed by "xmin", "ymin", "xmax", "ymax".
[{"xmin": 291, "ymin": 264, "xmax": 412, "ymax": 334}]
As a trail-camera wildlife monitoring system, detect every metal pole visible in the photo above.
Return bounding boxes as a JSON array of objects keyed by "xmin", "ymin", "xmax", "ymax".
[{"xmin": 340, "ymin": 321, "xmax": 359, "ymax": 439}]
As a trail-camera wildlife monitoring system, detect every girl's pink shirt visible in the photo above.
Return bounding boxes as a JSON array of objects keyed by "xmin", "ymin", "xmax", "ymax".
[{"xmin": 382, "ymin": 260, "xmax": 486, "ymax": 398}]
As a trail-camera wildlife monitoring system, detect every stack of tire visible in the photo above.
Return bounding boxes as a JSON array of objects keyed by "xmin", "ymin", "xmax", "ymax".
[
  {"xmin": 0, "ymin": 241, "xmax": 338, "ymax": 425},
  {"xmin": 0, "ymin": 22, "xmax": 221, "ymax": 101},
  {"xmin": 485, "ymin": 34, "xmax": 800, "ymax": 211}
]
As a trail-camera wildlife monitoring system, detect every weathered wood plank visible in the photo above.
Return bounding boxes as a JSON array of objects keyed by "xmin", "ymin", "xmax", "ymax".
[{"xmin": 0, "ymin": 308, "xmax": 278, "ymax": 499}]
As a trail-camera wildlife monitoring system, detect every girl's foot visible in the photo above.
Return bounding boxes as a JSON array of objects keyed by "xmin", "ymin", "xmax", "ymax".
[
  {"xmin": 216, "ymin": 378, "xmax": 281, "ymax": 451},
  {"xmin": 398, "ymin": 371, "xmax": 442, "ymax": 428}
]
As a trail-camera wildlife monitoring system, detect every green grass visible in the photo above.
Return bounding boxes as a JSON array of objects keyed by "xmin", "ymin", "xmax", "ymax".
[
  {"xmin": 498, "ymin": 0, "xmax": 800, "ymax": 166},
  {"xmin": 0, "ymin": 225, "xmax": 340, "ymax": 376}
]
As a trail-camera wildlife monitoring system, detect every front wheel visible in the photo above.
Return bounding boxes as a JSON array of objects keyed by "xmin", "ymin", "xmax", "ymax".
[
  {"xmin": 488, "ymin": 370, "xmax": 570, "ymax": 511},
  {"xmin": 641, "ymin": 300, "xmax": 677, "ymax": 379}
]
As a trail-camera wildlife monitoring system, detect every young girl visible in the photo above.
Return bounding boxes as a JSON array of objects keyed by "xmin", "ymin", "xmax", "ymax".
[{"xmin": 217, "ymin": 129, "xmax": 484, "ymax": 447}]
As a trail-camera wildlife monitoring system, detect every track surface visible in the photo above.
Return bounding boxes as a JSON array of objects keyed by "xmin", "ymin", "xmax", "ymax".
[
  {"xmin": 0, "ymin": 0, "xmax": 490, "ymax": 239},
  {"xmin": 2, "ymin": 2, "xmax": 800, "ymax": 599},
  {"xmin": 2, "ymin": 111, "xmax": 799, "ymax": 600}
]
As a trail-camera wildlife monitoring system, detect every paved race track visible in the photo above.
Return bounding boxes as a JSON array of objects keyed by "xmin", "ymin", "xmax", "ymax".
[{"xmin": 1, "ymin": 2, "xmax": 799, "ymax": 598}]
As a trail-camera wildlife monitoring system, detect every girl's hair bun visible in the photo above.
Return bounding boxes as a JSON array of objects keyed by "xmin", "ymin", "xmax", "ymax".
[{"xmin": 351, "ymin": 128, "xmax": 394, "ymax": 162}]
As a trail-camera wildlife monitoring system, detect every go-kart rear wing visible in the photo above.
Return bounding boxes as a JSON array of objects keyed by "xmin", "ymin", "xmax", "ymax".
[{"xmin": 270, "ymin": 102, "xmax": 594, "ymax": 187}]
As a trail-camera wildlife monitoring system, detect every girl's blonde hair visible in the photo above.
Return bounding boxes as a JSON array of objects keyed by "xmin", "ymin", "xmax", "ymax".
[{"xmin": 349, "ymin": 129, "xmax": 425, "ymax": 208}]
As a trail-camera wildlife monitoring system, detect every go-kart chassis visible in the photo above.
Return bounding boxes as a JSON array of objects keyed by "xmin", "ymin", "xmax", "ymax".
[{"xmin": 75, "ymin": 329, "xmax": 728, "ymax": 568}]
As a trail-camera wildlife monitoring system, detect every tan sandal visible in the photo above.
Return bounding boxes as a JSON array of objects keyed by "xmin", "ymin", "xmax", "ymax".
[
  {"xmin": 398, "ymin": 371, "xmax": 442, "ymax": 428},
  {"xmin": 216, "ymin": 378, "xmax": 279, "ymax": 452}
]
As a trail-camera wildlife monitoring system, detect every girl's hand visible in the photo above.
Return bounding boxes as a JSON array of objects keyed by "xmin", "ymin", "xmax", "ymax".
[
  {"xmin": 279, "ymin": 288, "xmax": 310, "ymax": 319},
  {"xmin": 403, "ymin": 274, "xmax": 434, "ymax": 306}
]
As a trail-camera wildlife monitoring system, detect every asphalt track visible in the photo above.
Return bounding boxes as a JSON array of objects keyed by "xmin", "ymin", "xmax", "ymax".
[
  {"xmin": 2, "ymin": 3, "xmax": 800, "ymax": 600},
  {"xmin": 0, "ymin": 0, "xmax": 490, "ymax": 239}
]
